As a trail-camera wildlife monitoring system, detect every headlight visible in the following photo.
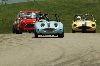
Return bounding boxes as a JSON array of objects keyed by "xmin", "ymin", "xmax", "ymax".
[
  {"xmin": 73, "ymin": 24, "xmax": 77, "ymax": 27},
  {"xmin": 92, "ymin": 24, "xmax": 95, "ymax": 27},
  {"xmin": 54, "ymin": 23, "xmax": 58, "ymax": 27},
  {"xmin": 41, "ymin": 23, "xmax": 45, "ymax": 27},
  {"xmin": 59, "ymin": 29, "xmax": 62, "ymax": 30},
  {"xmin": 33, "ymin": 21, "xmax": 36, "ymax": 22}
]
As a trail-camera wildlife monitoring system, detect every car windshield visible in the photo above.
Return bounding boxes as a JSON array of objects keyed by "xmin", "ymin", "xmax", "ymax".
[
  {"xmin": 84, "ymin": 14, "xmax": 94, "ymax": 21},
  {"xmin": 74, "ymin": 14, "xmax": 94, "ymax": 21},
  {"xmin": 45, "ymin": 14, "xmax": 60, "ymax": 22},
  {"xmin": 74, "ymin": 15, "xmax": 84, "ymax": 21},
  {"xmin": 18, "ymin": 12, "xmax": 36, "ymax": 19}
]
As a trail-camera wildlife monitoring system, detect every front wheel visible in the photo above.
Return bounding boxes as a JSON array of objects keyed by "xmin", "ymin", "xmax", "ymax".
[
  {"xmin": 92, "ymin": 30, "xmax": 96, "ymax": 33},
  {"xmin": 58, "ymin": 32, "xmax": 64, "ymax": 38},
  {"xmin": 72, "ymin": 29, "xmax": 76, "ymax": 33},
  {"xmin": 15, "ymin": 29, "xmax": 22, "ymax": 34},
  {"xmin": 34, "ymin": 30, "xmax": 38, "ymax": 38},
  {"xmin": 16, "ymin": 30, "xmax": 22, "ymax": 34}
]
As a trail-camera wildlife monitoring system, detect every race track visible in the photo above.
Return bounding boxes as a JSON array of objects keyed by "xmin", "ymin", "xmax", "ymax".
[{"xmin": 0, "ymin": 33, "xmax": 100, "ymax": 66}]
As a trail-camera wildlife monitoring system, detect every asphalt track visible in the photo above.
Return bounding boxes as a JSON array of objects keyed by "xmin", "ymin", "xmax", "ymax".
[{"xmin": 0, "ymin": 33, "xmax": 100, "ymax": 66}]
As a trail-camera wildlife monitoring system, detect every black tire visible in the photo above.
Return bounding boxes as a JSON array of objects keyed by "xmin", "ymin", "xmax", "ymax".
[
  {"xmin": 72, "ymin": 29, "xmax": 75, "ymax": 33},
  {"xmin": 15, "ymin": 29, "xmax": 22, "ymax": 34},
  {"xmin": 92, "ymin": 30, "xmax": 96, "ymax": 33},
  {"xmin": 58, "ymin": 32, "xmax": 64, "ymax": 38},
  {"xmin": 34, "ymin": 30, "xmax": 38, "ymax": 38},
  {"xmin": 29, "ymin": 31, "xmax": 31, "ymax": 33}
]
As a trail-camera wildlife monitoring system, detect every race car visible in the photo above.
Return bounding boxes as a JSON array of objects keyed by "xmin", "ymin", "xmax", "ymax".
[
  {"xmin": 72, "ymin": 14, "xmax": 96, "ymax": 33},
  {"xmin": 34, "ymin": 14, "xmax": 64, "ymax": 38},
  {"xmin": 12, "ymin": 10, "xmax": 45, "ymax": 34}
]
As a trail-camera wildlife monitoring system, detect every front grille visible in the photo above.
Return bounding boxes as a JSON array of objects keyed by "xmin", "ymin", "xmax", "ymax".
[
  {"xmin": 43, "ymin": 28, "xmax": 55, "ymax": 32},
  {"xmin": 86, "ymin": 26, "xmax": 91, "ymax": 29},
  {"xmin": 25, "ymin": 24, "xmax": 34, "ymax": 28},
  {"xmin": 78, "ymin": 26, "xmax": 82, "ymax": 29},
  {"xmin": 78, "ymin": 26, "xmax": 91, "ymax": 29},
  {"xmin": 43, "ymin": 28, "xmax": 54, "ymax": 30}
]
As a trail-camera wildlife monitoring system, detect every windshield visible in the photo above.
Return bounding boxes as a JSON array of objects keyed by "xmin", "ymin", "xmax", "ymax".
[
  {"xmin": 74, "ymin": 15, "xmax": 84, "ymax": 21},
  {"xmin": 84, "ymin": 14, "xmax": 94, "ymax": 21},
  {"xmin": 18, "ymin": 12, "xmax": 36, "ymax": 19},
  {"xmin": 74, "ymin": 14, "xmax": 94, "ymax": 21},
  {"xmin": 45, "ymin": 14, "xmax": 60, "ymax": 22}
]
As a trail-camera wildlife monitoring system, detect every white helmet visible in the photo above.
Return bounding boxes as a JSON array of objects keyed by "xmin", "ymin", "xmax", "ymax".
[
  {"xmin": 32, "ymin": 13, "xmax": 36, "ymax": 18},
  {"xmin": 77, "ymin": 16, "xmax": 81, "ymax": 20}
]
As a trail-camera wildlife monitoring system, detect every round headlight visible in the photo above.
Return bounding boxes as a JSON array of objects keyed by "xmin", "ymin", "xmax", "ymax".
[
  {"xmin": 33, "ymin": 21, "xmax": 36, "ymax": 22},
  {"xmin": 73, "ymin": 24, "xmax": 77, "ymax": 27},
  {"xmin": 41, "ymin": 23, "xmax": 45, "ymax": 27},
  {"xmin": 92, "ymin": 24, "xmax": 95, "ymax": 27},
  {"xmin": 54, "ymin": 23, "xmax": 58, "ymax": 27}
]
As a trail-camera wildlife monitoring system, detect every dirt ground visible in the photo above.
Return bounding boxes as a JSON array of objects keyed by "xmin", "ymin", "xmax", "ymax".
[{"xmin": 0, "ymin": 33, "xmax": 100, "ymax": 66}]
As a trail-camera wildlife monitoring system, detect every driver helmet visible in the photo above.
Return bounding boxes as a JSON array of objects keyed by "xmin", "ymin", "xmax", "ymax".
[
  {"xmin": 77, "ymin": 16, "xmax": 81, "ymax": 20},
  {"xmin": 20, "ymin": 12, "xmax": 25, "ymax": 18},
  {"xmin": 32, "ymin": 13, "xmax": 36, "ymax": 18}
]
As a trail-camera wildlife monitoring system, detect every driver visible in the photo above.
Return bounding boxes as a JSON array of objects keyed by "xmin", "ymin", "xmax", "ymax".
[
  {"xmin": 76, "ymin": 16, "xmax": 82, "ymax": 20},
  {"xmin": 31, "ymin": 13, "xmax": 36, "ymax": 18},
  {"xmin": 20, "ymin": 12, "xmax": 25, "ymax": 18}
]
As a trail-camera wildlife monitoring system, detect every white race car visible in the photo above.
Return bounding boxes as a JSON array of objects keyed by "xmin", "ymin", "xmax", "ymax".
[{"xmin": 34, "ymin": 14, "xmax": 64, "ymax": 38}]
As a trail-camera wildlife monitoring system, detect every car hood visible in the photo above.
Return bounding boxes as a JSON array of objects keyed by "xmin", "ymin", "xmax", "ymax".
[
  {"xmin": 73, "ymin": 20, "xmax": 96, "ymax": 27},
  {"xmin": 74, "ymin": 20, "xmax": 95, "ymax": 24},
  {"xmin": 35, "ymin": 21, "xmax": 63, "ymax": 29},
  {"xmin": 21, "ymin": 18, "xmax": 37, "ymax": 24}
]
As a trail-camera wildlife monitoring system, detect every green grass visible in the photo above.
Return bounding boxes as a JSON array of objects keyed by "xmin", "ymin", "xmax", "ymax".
[{"xmin": 0, "ymin": 0, "xmax": 100, "ymax": 33}]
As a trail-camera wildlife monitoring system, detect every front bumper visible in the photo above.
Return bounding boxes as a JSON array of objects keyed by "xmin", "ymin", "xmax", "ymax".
[
  {"xmin": 20, "ymin": 24, "xmax": 35, "ymax": 31},
  {"xmin": 36, "ymin": 28, "xmax": 63, "ymax": 35},
  {"xmin": 72, "ymin": 26, "xmax": 96, "ymax": 32}
]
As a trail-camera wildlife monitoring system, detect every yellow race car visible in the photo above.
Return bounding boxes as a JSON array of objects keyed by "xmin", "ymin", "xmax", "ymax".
[{"xmin": 72, "ymin": 14, "xmax": 96, "ymax": 33}]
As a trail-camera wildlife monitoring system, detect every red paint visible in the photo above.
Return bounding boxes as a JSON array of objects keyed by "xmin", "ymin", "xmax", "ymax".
[{"xmin": 13, "ymin": 10, "xmax": 40, "ymax": 32}]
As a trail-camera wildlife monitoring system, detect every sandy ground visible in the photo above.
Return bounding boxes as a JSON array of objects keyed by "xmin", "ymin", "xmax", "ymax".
[{"xmin": 0, "ymin": 33, "xmax": 100, "ymax": 66}]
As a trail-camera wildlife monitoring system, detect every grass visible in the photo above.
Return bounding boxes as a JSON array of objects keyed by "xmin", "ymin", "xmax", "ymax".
[{"xmin": 0, "ymin": 0, "xmax": 100, "ymax": 33}]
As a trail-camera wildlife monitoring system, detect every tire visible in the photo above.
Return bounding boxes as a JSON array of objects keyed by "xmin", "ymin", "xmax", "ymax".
[
  {"xmin": 28, "ymin": 31, "xmax": 31, "ymax": 33},
  {"xmin": 15, "ymin": 29, "xmax": 22, "ymax": 34},
  {"xmin": 34, "ymin": 30, "xmax": 38, "ymax": 38},
  {"xmin": 58, "ymin": 32, "xmax": 64, "ymax": 38},
  {"xmin": 92, "ymin": 30, "xmax": 96, "ymax": 33},
  {"xmin": 72, "ymin": 29, "xmax": 75, "ymax": 33}
]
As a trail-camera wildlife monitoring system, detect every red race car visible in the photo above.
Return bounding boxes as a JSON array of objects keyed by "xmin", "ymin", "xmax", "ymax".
[{"xmin": 12, "ymin": 10, "xmax": 45, "ymax": 34}]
